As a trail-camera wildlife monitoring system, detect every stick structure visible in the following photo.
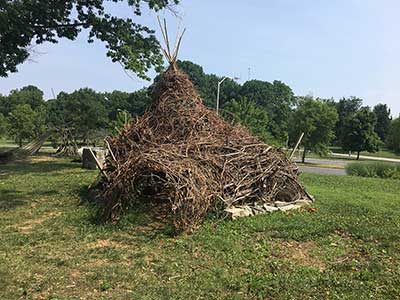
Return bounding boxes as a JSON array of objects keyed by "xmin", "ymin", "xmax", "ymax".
[{"xmin": 93, "ymin": 21, "xmax": 312, "ymax": 232}]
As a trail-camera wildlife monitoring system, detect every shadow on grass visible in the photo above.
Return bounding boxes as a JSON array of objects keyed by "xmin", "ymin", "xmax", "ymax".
[
  {"xmin": 0, "ymin": 189, "xmax": 60, "ymax": 210},
  {"xmin": 0, "ymin": 159, "xmax": 80, "ymax": 178},
  {"xmin": 77, "ymin": 184, "xmax": 177, "ymax": 239},
  {"xmin": 0, "ymin": 190, "xmax": 27, "ymax": 210}
]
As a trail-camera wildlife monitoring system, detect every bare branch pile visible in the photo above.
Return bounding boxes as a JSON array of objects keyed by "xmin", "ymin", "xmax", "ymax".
[
  {"xmin": 93, "ymin": 64, "xmax": 313, "ymax": 231},
  {"xmin": 93, "ymin": 19, "xmax": 312, "ymax": 231}
]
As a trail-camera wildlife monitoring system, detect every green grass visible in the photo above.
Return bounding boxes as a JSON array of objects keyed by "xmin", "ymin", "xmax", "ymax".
[
  {"xmin": 346, "ymin": 161, "xmax": 400, "ymax": 179},
  {"xmin": 0, "ymin": 138, "xmax": 17, "ymax": 152},
  {"xmin": 1, "ymin": 155, "xmax": 400, "ymax": 299}
]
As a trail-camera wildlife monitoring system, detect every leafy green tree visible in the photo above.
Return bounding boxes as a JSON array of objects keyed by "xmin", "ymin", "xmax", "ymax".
[
  {"xmin": 335, "ymin": 97, "xmax": 363, "ymax": 145},
  {"xmin": 0, "ymin": 86, "xmax": 45, "ymax": 116},
  {"xmin": 386, "ymin": 117, "xmax": 400, "ymax": 154},
  {"xmin": 0, "ymin": 112, "xmax": 8, "ymax": 138},
  {"xmin": 105, "ymin": 91, "xmax": 131, "ymax": 120},
  {"xmin": 223, "ymin": 97, "xmax": 272, "ymax": 142},
  {"xmin": 289, "ymin": 97, "xmax": 338, "ymax": 163},
  {"xmin": 110, "ymin": 110, "xmax": 133, "ymax": 136},
  {"xmin": 8, "ymin": 104, "xmax": 37, "ymax": 147},
  {"xmin": 240, "ymin": 80, "xmax": 295, "ymax": 143},
  {"xmin": 0, "ymin": 94, "xmax": 6, "ymax": 116},
  {"xmin": 177, "ymin": 60, "xmax": 207, "ymax": 90},
  {"xmin": 47, "ymin": 88, "xmax": 108, "ymax": 147},
  {"xmin": 33, "ymin": 105, "xmax": 48, "ymax": 138},
  {"xmin": 342, "ymin": 107, "xmax": 381, "ymax": 159},
  {"xmin": 105, "ymin": 88, "xmax": 150, "ymax": 120},
  {"xmin": 1, "ymin": 0, "xmax": 179, "ymax": 78},
  {"xmin": 373, "ymin": 103, "xmax": 391, "ymax": 142}
]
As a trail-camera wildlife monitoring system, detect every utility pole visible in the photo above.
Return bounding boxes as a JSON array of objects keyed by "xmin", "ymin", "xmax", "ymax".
[{"xmin": 216, "ymin": 76, "xmax": 240, "ymax": 114}]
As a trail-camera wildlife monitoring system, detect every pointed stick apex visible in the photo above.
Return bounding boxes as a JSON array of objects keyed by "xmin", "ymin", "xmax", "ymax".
[{"xmin": 157, "ymin": 16, "xmax": 185, "ymax": 66}]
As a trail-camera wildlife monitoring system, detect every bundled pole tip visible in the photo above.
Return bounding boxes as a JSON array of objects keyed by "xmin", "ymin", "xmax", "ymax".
[{"xmin": 157, "ymin": 16, "xmax": 186, "ymax": 67}]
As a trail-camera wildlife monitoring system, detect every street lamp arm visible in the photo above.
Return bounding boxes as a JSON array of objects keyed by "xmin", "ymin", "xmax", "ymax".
[{"xmin": 218, "ymin": 76, "xmax": 230, "ymax": 85}]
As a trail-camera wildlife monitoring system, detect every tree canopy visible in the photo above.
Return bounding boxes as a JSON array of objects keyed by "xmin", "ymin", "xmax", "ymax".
[
  {"xmin": 0, "ymin": 85, "xmax": 45, "ymax": 116},
  {"xmin": 0, "ymin": 86, "xmax": 47, "ymax": 146},
  {"xmin": 104, "ymin": 88, "xmax": 151, "ymax": 120},
  {"xmin": 335, "ymin": 97, "xmax": 363, "ymax": 145},
  {"xmin": 240, "ymin": 80, "xmax": 295, "ymax": 143},
  {"xmin": 223, "ymin": 97, "xmax": 272, "ymax": 143},
  {"xmin": 7, "ymin": 104, "xmax": 37, "ymax": 147},
  {"xmin": 47, "ymin": 88, "xmax": 108, "ymax": 144},
  {"xmin": 0, "ymin": 112, "xmax": 7, "ymax": 138},
  {"xmin": 386, "ymin": 117, "xmax": 400, "ymax": 154},
  {"xmin": 289, "ymin": 97, "xmax": 338, "ymax": 162},
  {"xmin": 0, "ymin": 0, "xmax": 179, "ymax": 78},
  {"xmin": 341, "ymin": 107, "xmax": 381, "ymax": 159},
  {"xmin": 373, "ymin": 103, "xmax": 391, "ymax": 142}
]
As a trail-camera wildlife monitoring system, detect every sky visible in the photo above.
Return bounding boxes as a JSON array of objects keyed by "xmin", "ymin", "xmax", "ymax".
[{"xmin": 1, "ymin": 0, "xmax": 399, "ymax": 117}]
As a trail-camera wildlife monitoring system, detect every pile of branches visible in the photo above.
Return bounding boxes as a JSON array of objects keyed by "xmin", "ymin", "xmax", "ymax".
[
  {"xmin": 0, "ymin": 132, "xmax": 50, "ymax": 164},
  {"xmin": 93, "ymin": 20, "xmax": 312, "ymax": 231},
  {"xmin": 94, "ymin": 64, "xmax": 312, "ymax": 231}
]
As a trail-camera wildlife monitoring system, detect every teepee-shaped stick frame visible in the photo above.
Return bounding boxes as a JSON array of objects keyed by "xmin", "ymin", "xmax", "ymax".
[{"xmin": 157, "ymin": 16, "xmax": 186, "ymax": 68}]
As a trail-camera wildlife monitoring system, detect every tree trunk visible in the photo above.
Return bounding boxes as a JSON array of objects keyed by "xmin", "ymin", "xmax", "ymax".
[
  {"xmin": 302, "ymin": 147, "xmax": 307, "ymax": 163},
  {"xmin": 357, "ymin": 151, "xmax": 360, "ymax": 160}
]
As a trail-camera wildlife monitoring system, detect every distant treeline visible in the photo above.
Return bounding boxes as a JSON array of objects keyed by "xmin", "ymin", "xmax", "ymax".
[{"xmin": 0, "ymin": 60, "xmax": 399, "ymax": 158}]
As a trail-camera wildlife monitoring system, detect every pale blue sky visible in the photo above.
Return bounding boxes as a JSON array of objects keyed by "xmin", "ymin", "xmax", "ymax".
[{"xmin": 1, "ymin": 0, "xmax": 399, "ymax": 116}]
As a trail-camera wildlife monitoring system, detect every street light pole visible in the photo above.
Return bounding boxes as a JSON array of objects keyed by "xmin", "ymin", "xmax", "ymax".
[{"xmin": 216, "ymin": 76, "xmax": 239, "ymax": 114}]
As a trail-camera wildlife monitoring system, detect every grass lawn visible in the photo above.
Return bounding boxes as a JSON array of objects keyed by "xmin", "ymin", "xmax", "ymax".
[
  {"xmin": 1, "ymin": 155, "xmax": 400, "ymax": 299},
  {"xmin": 0, "ymin": 138, "xmax": 18, "ymax": 152}
]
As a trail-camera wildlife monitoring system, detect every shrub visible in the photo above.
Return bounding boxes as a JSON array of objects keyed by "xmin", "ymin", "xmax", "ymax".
[{"xmin": 346, "ymin": 161, "xmax": 400, "ymax": 179}]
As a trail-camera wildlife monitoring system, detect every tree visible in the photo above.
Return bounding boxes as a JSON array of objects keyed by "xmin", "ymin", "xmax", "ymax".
[
  {"xmin": 289, "ymin": 97, "xmax": 338, "ymax": 163},
  {"xmin": 1, "ymin": 0, "xmax": 179, "ymax": 78},
  {"xmin": 335, "ymin": 97, "xmax": 363, "ymax": 145},
  {"xmin": 49, "ymin": 88, "xmax": 108, "ymax": 140},
  {"xmin": 0, "ymin": 112, "xmax": 8, "ymax": 138},
  {"xmin": 386, "ymin": 117, "xmax": 400, "ymax": 154},
  {"xmin": 47, "ymin": 88, "xmax": 108, "ymax": 154},
  {"xmin": 8, "ymin": 104, "xmax": 37, "ymax": 147},
  {"xmin": 373, "ymin": 103, "xmax": 391, "ymax": 142},
  {"xmin": 33, "ymin": 104, "xmax": 48, "ymax": 138},
  {"xmin": 223, "ymin": 97, "xmax": 272, "ymax": 142},
  {"xmin": 341, "ymin": 107, "xmax": 381, "ymax": 159},
  {"xmin": 0, "ymin": 94, "xmax": 6, "ymax": 117},
  {"xmin": 105, "ymin": 88, "xmax": 151, "ymax": 120},
  {"xmin": 109, "ymin": 110, "xmax": 133, "ymax": 136},
  {"xmin": 0, "ymin": 85, "xmax": 45, "ymax": 116},
  {"xmin": 240, "ymin": 80, "xmax": 295, "ymax": 143}
]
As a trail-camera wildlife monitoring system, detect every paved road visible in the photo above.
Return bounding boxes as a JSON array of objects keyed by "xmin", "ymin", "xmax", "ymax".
[
  {"xmin": 295, "ymin": 157, "xmax": 347, "ymax": 175},
  {"xmin": 295, "ymin": 158, "xmax": 348, "ymax": 167},
  {"xmin": 298, "ymin": 166, "xmax": 346, "ymax": 176},
  {"xmin": 331, "ymin": 152, "xmax": 400, "ymax": 163}
]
